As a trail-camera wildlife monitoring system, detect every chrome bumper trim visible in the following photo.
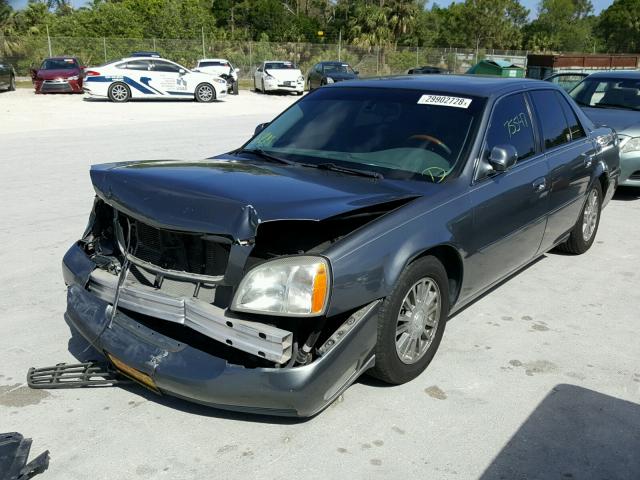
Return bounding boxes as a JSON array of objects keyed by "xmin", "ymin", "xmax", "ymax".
[{"xmin": 88, "ymin": 268, "xmax": 292, "ymax": 364}]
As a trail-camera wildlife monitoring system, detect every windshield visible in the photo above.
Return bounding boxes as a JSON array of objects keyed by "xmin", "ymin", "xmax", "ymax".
[
  {"xmin": 243, "ymin": 87, "xmax": 486, "ymax": 183},
  {"xmin": 41, "ymin": 58, "xmax": 78, "ymax": 70},
  {"xmin": 323, "ymin": 63, "xmax": 354, "ymax": 74},
  {"xmin": 570, "ymin": 77, "xmax": 640, "ymax": 111},
  {"xmin": 266, "ymin": 62, "xmax": 296, "ymax": 70}
]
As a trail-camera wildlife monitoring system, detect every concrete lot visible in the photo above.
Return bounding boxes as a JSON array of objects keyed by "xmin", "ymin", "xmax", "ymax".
[{"xmin": 1, "ymin": 88, "xmax": 639, "ymax": 480}]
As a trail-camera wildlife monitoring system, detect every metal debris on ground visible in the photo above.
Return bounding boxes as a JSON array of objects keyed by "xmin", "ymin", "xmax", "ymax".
[{"xmin": 0, "ymin": 432, "xmax": 49, "ymax": 480}]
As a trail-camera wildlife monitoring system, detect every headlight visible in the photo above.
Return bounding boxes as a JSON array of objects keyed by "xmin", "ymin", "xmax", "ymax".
[
  {"xmin": 326, "ymin": 77, "xmax": 334, "ymax": 84},
  {"xmin": 265, "ymin": 74, "xmax": 275, "ymax": 80},
  {"xmin": 215, "ymin": 78, "xmax": 227, "ymax": 84},
  {"xmin": 231, "ymin": 256, "xmax": 330, "ymax": 317},
  {"xmin": 620, "ymin": 136, "xmax": 640, "ymax": 154},
  {"xmin": 297, "ymin": 75, "xmax": 304, "ymax": 82},
  {"xmin": 67, "ymin": 75, "xmax": 79, "ymax": 80}
]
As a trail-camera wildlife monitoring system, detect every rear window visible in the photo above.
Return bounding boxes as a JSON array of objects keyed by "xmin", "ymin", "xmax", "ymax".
[
  {"xmin": 570, "ymin": 77, "xmax": 640, "ymax": 111},
  {"xmin": 199, "ymin": 61, "xmax": 229, "ymax": 68},
  {"xmin": 265, "ymin": 62, "xmax": 296, "ymax": 70}
]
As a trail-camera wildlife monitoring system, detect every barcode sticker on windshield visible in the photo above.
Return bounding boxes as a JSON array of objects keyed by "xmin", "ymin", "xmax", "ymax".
[{"xmin": 417, "ymin": 95, "xmax": 472, "ymax": 108}]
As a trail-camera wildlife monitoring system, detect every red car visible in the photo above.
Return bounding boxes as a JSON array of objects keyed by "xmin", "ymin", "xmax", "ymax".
[{"xmin": 31, "ymin": 57, "xmax": 84, "ymax": 94}]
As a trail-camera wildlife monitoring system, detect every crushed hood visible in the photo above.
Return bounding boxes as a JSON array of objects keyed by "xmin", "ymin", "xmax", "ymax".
[{"xmin": 90, "ymin": 157, "xmax": 422, "ymax": 240}]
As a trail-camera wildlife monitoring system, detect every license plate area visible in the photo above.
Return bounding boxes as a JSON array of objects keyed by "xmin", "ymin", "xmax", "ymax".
[{"xmin": 106, "ymin": 352, "xmax": 160, "ymax": 393}]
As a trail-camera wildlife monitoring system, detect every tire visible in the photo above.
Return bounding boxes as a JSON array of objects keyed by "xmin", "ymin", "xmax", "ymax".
[
  {"xmin": 232, "ymin": 80, "xmax": 239, "ymax": 95},
  {"xmin": 320, "ymin": 79, "xmax": 326, "ymax": 86},
  {"xmin": 557, "ymin": 181, "xmax": 603, "ymax": 254},
  {"xmin": 108, "ymin": 82, "xmax": 130, "ymax": 103},
  {"xmin": 307, "ymin": 80, "xmax": 312, "ymax": 92},
  {"xmin": 369, "ymin": 256, "xmax": 449, "ymax": 385},
  {"xmin": 261, "ymin": 79, "xmax": 266, "ymax": 94},
  {"xmin": 9, "ymin": 75, "xmax": 16, "ymax": 91},
  {"xmin": 195, "ymin": 83, "xmax": 216, "ymax": 103},
  {"xmin": 296, "ymin": 91, "xmax": 303, "ymax": 96}
]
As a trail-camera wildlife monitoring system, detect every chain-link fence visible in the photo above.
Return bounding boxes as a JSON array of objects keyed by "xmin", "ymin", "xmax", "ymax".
[{"xmin": 0, "ymin": 35, "xmax": 528, "ymax": 78}]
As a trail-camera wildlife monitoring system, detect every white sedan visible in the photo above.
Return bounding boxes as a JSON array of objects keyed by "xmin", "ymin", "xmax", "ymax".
[
  {"xmin": 253, "ymin": 61, "xmax": 304, "ymax": 95},
  {"xmin": 83, "ymin": 56, "xmax": 228, "ymax": 102}
]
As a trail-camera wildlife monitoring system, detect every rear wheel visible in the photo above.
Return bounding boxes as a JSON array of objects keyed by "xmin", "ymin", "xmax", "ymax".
[
  {"xmin": 557, "ymin": 181, "xmax": 602, "ymax": 254},
  {"xmin": 261, "ymin": 79, "xmax": 266, "ymax": 94},
  {"xmin": 195, "ymin": 83, "xmax": 216, "ymax": 103},
  {"xmin": 9, "ymin": 74, "xmax": 16, "ymax": 91},
  {"xmin": 108, "ymin": 82, "xmax": 130, "ymax": 103},
  {"xmin": 307, "ymin": 79, "xmax": 312, "ymax": 92},
  {"xmin": 369, "ymin": 256, "xmax": 449, "ymax": 384}
]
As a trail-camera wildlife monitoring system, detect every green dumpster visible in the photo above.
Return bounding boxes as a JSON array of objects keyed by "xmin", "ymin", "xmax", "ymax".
[{"xmin": 467, "ymin": 59, "xmax": 525, "ymax": 78}]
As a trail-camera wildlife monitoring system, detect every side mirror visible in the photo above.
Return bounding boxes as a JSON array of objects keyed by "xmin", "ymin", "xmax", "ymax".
[
  {"xmin": 179, "ymin": 68, "xmax": 186, "ymax": 75},
  {"xmin": 235, "ymin": 68, "xmax": 241, "ymax": 73},
  {"xmin": 488, "ymin": 145, "xmax": 518, "ymax": 172},
  {"xmin": 30, "ymin": 68, "xmax": 38, "ymax": 80},
  {"xmin": 354, "ymin": 70, "xmax": 359, "ymax": 75},
  {"xmin": 80, "ymin": 65, "xmax": 87, "ymax": 70},
  {"xmin": 254, "ymin": 123, "xmax": 269, "ymax": 135}
]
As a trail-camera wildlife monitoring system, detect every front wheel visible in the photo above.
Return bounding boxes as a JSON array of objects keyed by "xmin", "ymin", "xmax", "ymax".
[
  {"xmin": 195, "ymin": 83, "xmax": 216, "ymax": 103},
  {"xmin": 9, "ymin": 75, "xmax": 16, "ymax": 91},
  {"xmin": 108, "ymin": 82, "xmax": 130, "ymax": 103},
  {"xmin": 557, "ymin": 181, "xmax": 602, "ymax": 254},
  {"xmin": 261, "ymin": 79, "xmax": 266, "ymax": 94},
  {"xmin": 369, "ymin": 256, "xmax": 449, "ymax": 385}
]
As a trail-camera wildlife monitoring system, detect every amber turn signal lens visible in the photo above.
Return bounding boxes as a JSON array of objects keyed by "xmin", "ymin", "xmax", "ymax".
[{"xmin": 311, "ymin": 262, "xmax": 328, "ymax": 314}]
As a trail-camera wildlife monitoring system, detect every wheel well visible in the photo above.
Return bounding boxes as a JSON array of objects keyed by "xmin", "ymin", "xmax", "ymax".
[
  {"xmin": 598, "ymin": 172, "xmax": 608, "ymax": 196},
  {"xmin": 411, "ymin": 245, "xmax": 463, "ymax": 307}
]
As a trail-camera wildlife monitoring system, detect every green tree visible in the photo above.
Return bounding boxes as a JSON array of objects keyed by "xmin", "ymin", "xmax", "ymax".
[
  {"xmin": 524, "ymin": 0, "xmax": 595, "ymax": 52},
  {"xmin": 597, "ymin": 0, "xmax": 640, "ymax": 52}
]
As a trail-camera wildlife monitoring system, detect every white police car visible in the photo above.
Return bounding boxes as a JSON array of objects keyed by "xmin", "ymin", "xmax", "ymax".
[{"xmin": 83, "ymin": 56, "xmax": 228, "ymax": 103}]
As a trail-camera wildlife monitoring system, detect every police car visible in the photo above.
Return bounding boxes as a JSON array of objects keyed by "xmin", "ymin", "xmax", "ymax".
[{"xmin": 83, "ymin": 56, "xmax": 228, "ymax": 102}]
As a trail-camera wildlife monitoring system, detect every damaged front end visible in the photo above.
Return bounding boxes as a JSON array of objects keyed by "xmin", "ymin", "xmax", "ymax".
[{"xmin": 62, "ymin": 191, "xmax": 413, "ymax": 416}]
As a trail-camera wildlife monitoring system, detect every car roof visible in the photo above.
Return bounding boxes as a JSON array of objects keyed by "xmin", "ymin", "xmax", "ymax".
[
  {"xmin": 330, "ymin": 74, "xmax": 553, "ymax": 97},
  {"xmin": 264, "ymin": 60, "xmax": 292, "ymax": 64},
  {"xmin": 117, "ymin": 56, "xmax": 170, "ymax": 62},
  {"xmin": 45, "ymin": 56, "xmax": 78, "ymax": 60},
  {"xmin": 320, "ymin": 61, "xmax": 349, "ymax": 65},
  {"xmin": 199, "ymin": 58, "xmax": 229, "ymax": 62},
  {"xmin": 586, "ymin": 70, "xmax": 640, "ymax": 79}
]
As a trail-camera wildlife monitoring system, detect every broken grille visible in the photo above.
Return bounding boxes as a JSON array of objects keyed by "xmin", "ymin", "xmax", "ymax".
[{"xmin": 117, "ymin": 212, "xmax": 230, "ymax": 277}]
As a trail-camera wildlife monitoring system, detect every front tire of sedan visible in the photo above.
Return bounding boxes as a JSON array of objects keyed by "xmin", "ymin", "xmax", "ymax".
[
  {"xmin": 108, "ymin": 82, "xmax": 130, "ymax": 103},
  {"xmin": 195, "ymin": 83, "xmax": 216, "ymax": 103},
  {"xmin": 558, "ymin": 181, "xmax": 602, "ymax": 255},
  {"xmin": 9, "ymin": 75, "xmax": 16, "ymax": 91},
  {"xmin": 369, "ymin": 256, "xmax": 449, "ymax": 385}
]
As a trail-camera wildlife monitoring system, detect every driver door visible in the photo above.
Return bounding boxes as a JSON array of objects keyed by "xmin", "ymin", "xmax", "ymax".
[{"xmin": 461, "ymin": 92, "xmax": 550, "ymax": 300}]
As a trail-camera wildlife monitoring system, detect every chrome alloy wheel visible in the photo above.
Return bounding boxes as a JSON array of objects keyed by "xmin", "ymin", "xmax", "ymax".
[
  {"xmin": 395, "ymin": 277, "xmax": 441, "ymax": 364},
  {"xmin": 197, "ymin": 84, "xmax": 214, "ymax": 102},
  {"xmin": 111, "ymin": 84, "xmax": 128, "ymax": 101},
  {"xmin": 582, "ymin": 189, "xmax": 599, "ymax": 242}
]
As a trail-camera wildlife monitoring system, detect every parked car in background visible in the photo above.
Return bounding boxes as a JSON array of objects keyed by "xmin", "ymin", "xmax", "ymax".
[
  {"xmin": 407, "ymin": 66, "xmax": 447, "ymax": 75},
  {"xmin": 570, "ymin": 71, "xmax": 640, "ymax": 187},
  {"xmin": 62, "ymin": 76, "xmax": 619, "ymax": 417},
  {"xmin": 253, "ymin": 61, "xmax": 304, "ymax": 95},
  {"xmin": 195, "ymin": 58, "xmax": 239, "ymax": 95},
  {"xmin": 31, "ymin": 57, "xmax": 84, "ymax": 94},
  {"xmin": 307, "ymin": 61, "xmax": 358, "ymax": 90},
  {"xmin": 0, "ymin": 60, "xmax": 16, "ymax": 91},
  {"xmin": 544, "ymin": 72, "xmax": 588, "ymax": 92},
  {"xmin": 83, "ymin": 56, "xmax": 227, "ymax": 103}
]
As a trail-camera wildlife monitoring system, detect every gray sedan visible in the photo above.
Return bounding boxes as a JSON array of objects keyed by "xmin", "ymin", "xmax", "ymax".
[
  {"xmin": 570, "ymin": 70, "xmax": 640, "ymax": 187},
  {"xmin": 61, "ymin": 76, "xmax": 620, "ymax": 416}
]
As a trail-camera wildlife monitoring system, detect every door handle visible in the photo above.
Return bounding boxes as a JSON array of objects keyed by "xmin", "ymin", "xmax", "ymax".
[
  {"xmin": 532, "ymin": 178, "xmax": 546, "ymax": 193},
  {"xmin": 582, "ymin": 153, "xmax": 594, "ymax": 168}
]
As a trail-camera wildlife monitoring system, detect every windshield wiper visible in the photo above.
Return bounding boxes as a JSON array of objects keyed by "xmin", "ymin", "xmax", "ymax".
[
  {"xmin": 591, "ymin": 103, "xmax": 637, "ymax": 111},
  {"xmin": 236, "ymin": 148, "xmax": 298, "ymax": 165},
  {"xmin": 315, "ymin": 162, "xmax": 384, "ymax": 179}
]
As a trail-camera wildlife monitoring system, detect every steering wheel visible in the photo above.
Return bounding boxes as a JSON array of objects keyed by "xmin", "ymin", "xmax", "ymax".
[
  {"xmin": 408, "ymin": 134, "xmax": 452, "ymax": 157},
  {"xmin": 421, "ymin": 166, "xmax": 449, "ymax": 183}
]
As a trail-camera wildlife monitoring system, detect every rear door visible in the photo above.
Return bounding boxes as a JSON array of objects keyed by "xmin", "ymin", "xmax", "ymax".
[
  {"xmin": 529, "ymin": 89, "xmax": 596, "ymax": 252},
  {"xmin": 463, "ymin": 92, "xmax": 549, "ymax": 298},
  {"xmin": 117, "ymin": 59, "xmax": 153, "ymax": 97}
]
